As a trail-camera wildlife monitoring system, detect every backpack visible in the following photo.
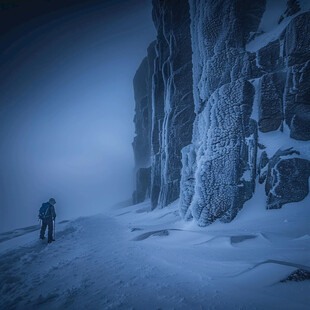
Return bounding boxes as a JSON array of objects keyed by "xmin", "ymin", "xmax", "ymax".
[{"xmin": 39, "ymin": 203, "xmax": 51, "ymax": 220}]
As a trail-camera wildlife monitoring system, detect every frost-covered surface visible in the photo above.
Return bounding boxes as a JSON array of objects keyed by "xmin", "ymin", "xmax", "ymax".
[
  {"xmin": 133, "ymin": 0, "xmax": 310, "ymax": 225},
  {"xmin": 179, "ymin": 0, "xmax": 310, "ymax": 225},
  {"xmin": 1, "ymin": 197, "xmax": 310, "ymax": 309},
  {"xmin": 246, "ymin": 0, "xmax": 310, "ymax": 52},
  {"xmin": 132, "ymin": 42, "xmax": 156, "ymax": 204},
  {"xmin": 180, "ymin": 79, "xmax": 257, "ymax": 225},
  {"xmin": 150, "ymin": 0, "xmax": 195, "ymax": 209},
  {"xmin": 132, "ymin": 0, "xmax": 195, "ymax": 209}
]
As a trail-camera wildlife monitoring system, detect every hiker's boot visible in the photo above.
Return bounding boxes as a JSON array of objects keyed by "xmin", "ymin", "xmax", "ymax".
[{"xmin": 40, "ymin": 236, "xmax": 45, "ymax": 240}]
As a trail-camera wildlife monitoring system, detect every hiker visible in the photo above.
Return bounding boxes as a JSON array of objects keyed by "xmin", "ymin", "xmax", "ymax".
[{"xmin": 39, "ymin": 198, "xmax": 56, "ymax": 243}]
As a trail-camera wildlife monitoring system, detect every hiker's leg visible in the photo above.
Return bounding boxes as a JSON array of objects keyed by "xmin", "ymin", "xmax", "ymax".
[
  {"xmin": 47, "ymin": 219, "xmax": 53, "ymax": 242},
  {"xmin": 40, "ymin": 220, "xmax": 47, "ymax": 238}
]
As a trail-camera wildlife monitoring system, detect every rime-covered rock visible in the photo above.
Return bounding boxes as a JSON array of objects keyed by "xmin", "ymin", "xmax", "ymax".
[
  {"xmin": 284, "ymin": 60, "xmax": 310, "ymax": 141},
  {"xmin": 183, "ymin": 79, "xmax": 257, "ymax": 226},
  {"xmin": 283, "ymin": 12, "xmax": 310, "ymax": 66},
  {"xmin": 265, "ymin": 148, "xmax": 310, "ymax": 209},
  {"xmin": 189, "ymin": 0, "xmax": 265, "ymax": 113},
  {"xmin": 133, "ymin": 0, "xmax": 310, "ymax": 224},
  {"xmin": 179, "ymin": 144, "xmax": 196, "ymax": 220},
  {"xmin": 132, "ymin": 42, "xmax": 156, "ymax": 204},
  {"xmin": 257, "ymin": 40, "xmax": 282, "ymax": 73},
  {"xmin": 150, "ymin": 0, "xmax": 195, "ymax": 209},
  {"xmin": 178, "ymin": 0, "xmax": 310, "ymax": 225},
  {"xmin": 258, "ymin": 72, "xmax": 285, "ymax": 132},
  {"xmin": 178, "ymin": 0, "xmax": 264, "ymax": 225},
  {"xmin": 281, "ymin": 12, "xmax": 310, "ymax": 141}
]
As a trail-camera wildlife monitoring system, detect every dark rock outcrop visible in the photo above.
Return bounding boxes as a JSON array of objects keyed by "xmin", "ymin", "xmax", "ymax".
[
  {"xmin": 280, "ymin": 269, "xmax": 310, "ymax": 283},
  {"xmin": 265, "ymin": 148, "xmax": 310, "ymax": 209},
  {"xmin": 132, "ymin": 42, "xmax": 156, "ymax": 204},
  {"xmin": 132, "ymin": 1, "xmax": 195, "ymax": 208},
  {"xmin": 284, "ymin": 60, "xmax": 310, "ymax": 141},
  {"xmin": 258, "ymin": 72, "xmax": 285, "ymax": 132},
  {"xmin": 257, "ymin": 40, "xmax": 282, "ymax": 73},
  {"xmin": 150, "ymin": 0, "xmax": 195, "ymax": 209},
  {"xmin": 132, "ymin": 167, "xmax": 151, "ymax": 204},
  {"xmin": 282, "ymin": 12, "xmax": 310, "ymax": 141},
  {"xmin": 258, "ymin": 151, "xmax": 269, "ymax": 184}
]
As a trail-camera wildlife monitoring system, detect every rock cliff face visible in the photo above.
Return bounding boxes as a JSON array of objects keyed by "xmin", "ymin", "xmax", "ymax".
[
  {"xmin": 150, "ymin": 0, "xmax": 195, "ymax": 209},
  {"xmin": 132, "ymin": 0, "xmax": 195, "ymax": 208},
  {"xmin": 133, "ymin": 0, "xmax": 310, "ymax": 226},
  {"xmin": 132, "ymin": 42, "xmax": 156, "ymax": 204}
]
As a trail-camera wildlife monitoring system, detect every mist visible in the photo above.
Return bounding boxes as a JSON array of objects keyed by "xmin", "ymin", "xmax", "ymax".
[{"xmin": 0, "ymin": 0, "xmax": 156, "ymax": 232}]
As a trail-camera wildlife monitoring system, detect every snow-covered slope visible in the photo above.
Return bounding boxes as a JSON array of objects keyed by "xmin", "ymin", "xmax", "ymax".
[{"xmin": 1, "ymin": 198, "xmax": 310, "ymax": 309}]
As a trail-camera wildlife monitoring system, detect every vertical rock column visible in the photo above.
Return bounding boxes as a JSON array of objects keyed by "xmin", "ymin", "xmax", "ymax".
[
  {"xmin": 179, "ymin": 0, "xmax": 265, "ymax": 225},
  {"xmin": 180, "ymin": 0, "xmax": 310, "ymax": 225},
  {"xmin": 132, "ymin": 42, "xmax": 156, "ymax": 204},
  {"xmin": 150, "ymin": 0, "xmax": 195, "ymax": 209}
]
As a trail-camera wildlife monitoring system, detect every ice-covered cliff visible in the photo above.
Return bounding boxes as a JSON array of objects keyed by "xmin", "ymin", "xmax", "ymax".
[
  {"xmin": 132, "ymin": 0, "xmax": 310, "ymax": 226},
  {"xmin": 133, "ymin": 0, "xmax": 195, "ymax": 208},
  {"xmin": 132, "ymin": 42, "xmax": 156, "ymax": 204}
]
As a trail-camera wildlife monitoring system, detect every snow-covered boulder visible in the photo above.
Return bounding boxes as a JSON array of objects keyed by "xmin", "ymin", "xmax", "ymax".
[{"xmin": 265, "ymin": 148, "xmax": 310, "ymax": 209}]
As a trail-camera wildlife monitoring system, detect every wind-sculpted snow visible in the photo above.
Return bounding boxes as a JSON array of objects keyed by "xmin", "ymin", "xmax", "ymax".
[{"xmin": 2, "ymin": 200, "xmax": 310, "ymax": 309}]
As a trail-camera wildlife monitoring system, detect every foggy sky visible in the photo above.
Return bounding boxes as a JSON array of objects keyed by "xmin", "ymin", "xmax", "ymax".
[{"xmin": 0, "ymin": 0, "xmax": 156, "ymax": 232}]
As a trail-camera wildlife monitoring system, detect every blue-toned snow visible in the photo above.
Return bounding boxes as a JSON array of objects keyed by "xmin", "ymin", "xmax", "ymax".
[{"xmin": 1, "ymin": 192, "xmax": 310, "ymax": 309}]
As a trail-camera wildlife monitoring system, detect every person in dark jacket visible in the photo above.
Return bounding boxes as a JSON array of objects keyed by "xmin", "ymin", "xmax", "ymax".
[{"xmin": 39, "ymin": 198, "xmax": 56, "ymax": 243}]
